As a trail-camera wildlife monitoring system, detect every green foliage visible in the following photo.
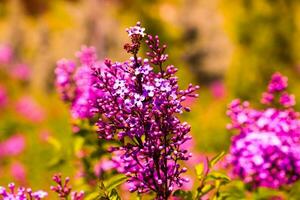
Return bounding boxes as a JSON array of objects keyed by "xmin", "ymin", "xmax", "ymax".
[
  {"xmin": 173, "ymin": 152, "xmax": 230, "ymax": 200},
  {"xmin": 221, "ymin": 0, "xmax": 300, "ymax": 100},
  {"xmin": 196, "ymin": 152, "xmax": 229, "ymax": 199},
  {"xmin": 85, "ymin": 174, "xmax": 127, "ymax": 200},
  {"xmin": 209, "ymin": 151, "xmax": 226, "ymax": 168},
  {"xmin": 104, "ymin": 174, "xmax": 127, "ymax": 192},
  {"xmin": 195, "ymin": 162, "xmax": 207, "ymax": 181},
  {"xmin": 173, "ymin": 190, "xmax": 193, "ymax": 200}
]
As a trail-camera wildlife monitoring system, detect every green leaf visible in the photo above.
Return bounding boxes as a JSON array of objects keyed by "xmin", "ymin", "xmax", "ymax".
[
  {"xmin": 104, "ymin": 174, "xmax": 127, "ymax": 192},
  {"xmin": 47, "ymin": 136, "xmax": 61, "ymax": 150},
  {"xmin": 74, "ymin": 137, "xmax": 85, "ymax": 153},
  {"xmin": 173, "ymin": 189, "xmax": 193, "ymax": 200},
  {"xmin": 108, "ymin": 189, "xmax": 121, "ymax": 200},
  {"xmin": 195, "ymin": 163, "xmax": 205, "ymax": 180},
  {"xmin": 93, "ymin": 180, "xmax": 108, "ymax": 200},
  {"xmin": 207, "ymin": 172, "xmax": 230, "ymax": 183},
  {"xmin": 198, "ymin": 184, "xmax": 214, "ymax": 197},
  {"xmin": 209, "ymin": 151, "xmax": 226, "ymax": 168},
  {"xmin": 84, "ymin": 191, "xmax": 102, "ymax": 200},
  {"xmin": 219, "ymin": 180, "xmax": 246, "ymax": 200},
  {"xmin": 215, "ymin": 179, "xmax": 221, "ymax": 192},
  {"xmin": 46, "ymin": 156, "xmax": 65, "ymax": 168},
  {"xmin": 92, "ymin": 175, "xmax": 127, "ymax": 200},
  {"xmin": 136, "ymin": 193, "xmax": 142, "ymax": 200},
  {"xmin": 98, "ymin": 180, "xmax": 106, "ymax": 190},
  {"xmin": 195, "ymin": 157, "xmax": 209, "ymax": 181}
]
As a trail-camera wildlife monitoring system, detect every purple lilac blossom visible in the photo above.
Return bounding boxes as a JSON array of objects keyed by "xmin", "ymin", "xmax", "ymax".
[
  {"xmin": 55, "ymin": 47, "xmax": 104, "ymax": 119},
  {"xmin": 0, "ymin": 183, "xmax": 47, "ymax": 200},
  {"xmin": 94, "ymin": 157, "xmax": 116, "ymax": 177},
  {"xmin": 227, "ymin": 72, "xmax": 300, "ymax": 189},
  {"xmin": 88, "ymin": 22, "xmax": 199, "ymax": 199}
]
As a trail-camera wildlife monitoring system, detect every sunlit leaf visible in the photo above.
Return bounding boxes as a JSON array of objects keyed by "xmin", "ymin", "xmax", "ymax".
[
  {"xmin": 207, "ymin": 172, "xmax": 230, "ymax": 183},
  {"xmin": 199, "ymin": 184, "xmax": 214, "ymax": 196},
  {"xmin": 74, "ymin": 136, "xmax": 85, "ymax": 153},
  {"xmin": 47, "ymin": 136, "xmax": 61, "ymax": 150},
  {"xmin": 108, "ymin": 189, "xmax": 121, "ymax": 200},
  {"xmin": 195, "ymin": 163, "xmax": 204, "ymax": 180},
  {"xmin": 209, "ymin": 151, "xmax": 225, "ymax": 168},
  {"xmin": 105, "ymin": 174, "xmax": 127, "ymax": 192},
  {"xmin": 84, "ymin": 192, "xmax": 102, "ymax": 200},
  {"xmin": 173, "ymin": 189, "xmax": 193, "ymax": 200}
]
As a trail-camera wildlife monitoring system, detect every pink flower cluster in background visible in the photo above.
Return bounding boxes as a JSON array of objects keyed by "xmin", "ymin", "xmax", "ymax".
[
  {"xmin": 210, "ymin": 80, "xmax": 226, "ymax": 100},
  {"xmin": 227, "ymin": 72, "xmax": 300, "ymax": 188},
  {"xmin": 10, "ymin": 161, "xmax": 27, "ymax": 184},
  {"xmin": 0, "ymin": 134, "xmax": 26, "ymax": 158},
  {"xmin": 0, "ymin": 44, "xmax": 12, "ymax": 65},
  {"xmin": 15, "ymin": 96, "xmax": 45, "ymax": 122},
  {"xmin": 10, "ymin": 64, "xmax": 31, "ymax": 81}
]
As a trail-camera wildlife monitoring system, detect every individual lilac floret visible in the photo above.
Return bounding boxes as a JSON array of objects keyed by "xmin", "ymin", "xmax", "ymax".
[
  {"xmin": 126, "ymin": 21, "xmax": 146, "ymax": 37},
  {"xmin": 227, "ymin": 72, "xmax": 300, "ymax": 189},
  {"xmin": 91, "ymin": 22, "xmax": 199, "ymax": 199},
  {"xmin": 55, "ymin": 47, "xmax": 104, "ymax": 119},
  {"xmin": 50, "ymin": 174, "xmax": 84, "ymax": 200},
  {"xmin": 0, "ymin": 183, "xmax": 47, "ymax": 200}
]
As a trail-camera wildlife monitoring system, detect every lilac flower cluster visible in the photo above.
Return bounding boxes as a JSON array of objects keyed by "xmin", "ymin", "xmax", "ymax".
[
  {"xmin": 227, "ymin": 72, "xmax": 300, "ymax": 189},
  {"xmin": 50, "ymin": 174, "xmax": 84, "ymax": 200},
  {"xmin": 55, "ymin": 46, "xmax": 103, "ymax": 119},
  {"xmin": 0, "ymin": 183, "xmax": 47, "ymax": 200},
  {"xmin": 88, "ymin": 22, "xmax": 199, "ymax": 199}
]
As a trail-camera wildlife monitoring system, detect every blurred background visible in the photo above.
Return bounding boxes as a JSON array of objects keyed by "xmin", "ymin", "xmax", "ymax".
[{"xmin": 0, "ymin": 0, "xmax": 300, "ymax": 198}]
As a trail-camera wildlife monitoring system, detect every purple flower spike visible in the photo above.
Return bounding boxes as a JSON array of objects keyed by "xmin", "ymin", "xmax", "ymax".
[
  {"xmin": 89, "ymin": 22, "xmax": 199, "ymax": 199},
  {"xmin": 56, "ymin": 22, "xmax": 199, "ymax": 199},
  {"xmin": 227, "ymin": 72, "xmax": 300, "ymax": 189}
]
